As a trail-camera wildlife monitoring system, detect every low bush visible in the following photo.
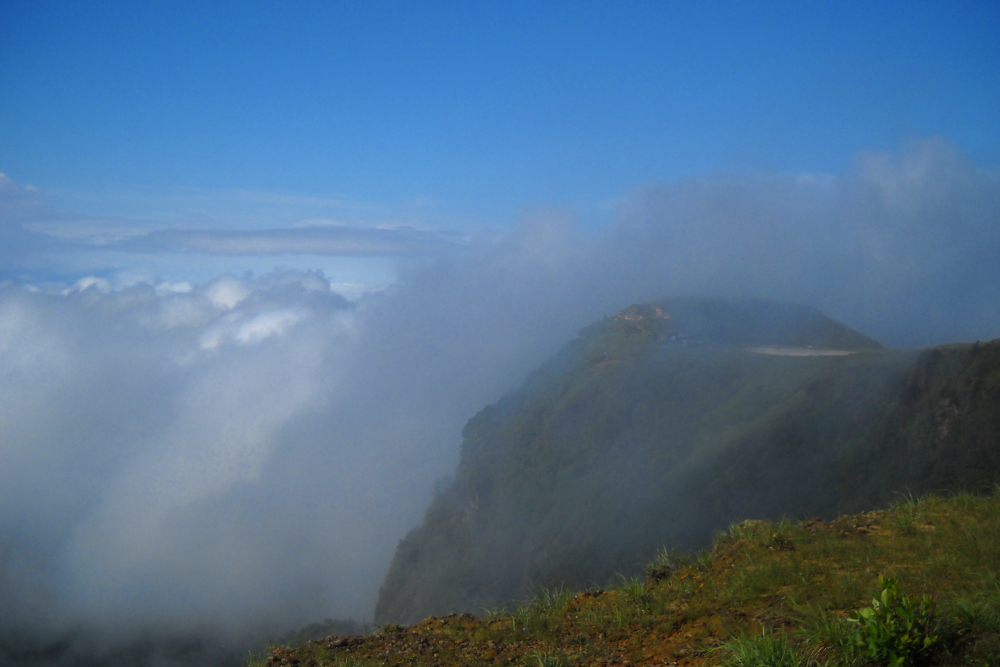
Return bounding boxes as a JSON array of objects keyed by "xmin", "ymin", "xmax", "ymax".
[{"xmin": 847, "ymin": 576, "xmax": 937, "ymax": 667}]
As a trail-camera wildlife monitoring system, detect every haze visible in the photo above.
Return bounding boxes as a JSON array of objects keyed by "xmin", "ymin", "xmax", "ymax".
[{"xmin": 1, "ymin": 2, "xmax": 998, "ymax": 664}]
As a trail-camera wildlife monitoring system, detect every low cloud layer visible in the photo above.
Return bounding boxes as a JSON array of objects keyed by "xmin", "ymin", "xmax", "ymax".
[
  {"xmin": 0, "ymin": 138, "xmax": 998, "ymax": 661},
  {"xmin": 0, "ymin": 175, "xmax": 465, "ymax": 294},
  {"xmin": 126, "ymin": 225, "xmax": 465, "ymax": 256}
]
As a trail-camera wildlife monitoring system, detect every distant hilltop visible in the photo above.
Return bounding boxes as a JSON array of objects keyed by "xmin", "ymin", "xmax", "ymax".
[{"xmin": 586, "ymin": 297, "xmax": 882, "ymax": 351}]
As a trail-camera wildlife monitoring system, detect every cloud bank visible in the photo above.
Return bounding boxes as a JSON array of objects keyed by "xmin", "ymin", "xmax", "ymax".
[
  {"xmin": 0, "ymin": 138, "xmax": 998, "ymax": 663},
  {"xmin": 126, "ymin": 225, "xmax": 464, "ymax": 256},
  {"xmin": 602, "ymin": 137, "xmax": 1000, "ymax": 346},
  {"xmin": 0, "ymin": 175, "xmax": 465, "ymax": 295}
]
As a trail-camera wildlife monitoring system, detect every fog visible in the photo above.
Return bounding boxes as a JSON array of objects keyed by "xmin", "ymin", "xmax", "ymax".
[{"xmin": 1, "ymin": 138, "xmax": 998, "ymax": 662}]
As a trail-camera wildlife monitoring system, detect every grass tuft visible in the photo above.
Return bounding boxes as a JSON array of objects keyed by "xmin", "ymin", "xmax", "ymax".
[{"xmin": 714, "ymin": 629, "xmax": 814, "ymax": 667}]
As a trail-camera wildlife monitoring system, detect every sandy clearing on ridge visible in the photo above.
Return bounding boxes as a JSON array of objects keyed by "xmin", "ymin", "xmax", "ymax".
[{"xmin": 746, "ymin": 347, "xmax": 857, "ymax": 356}]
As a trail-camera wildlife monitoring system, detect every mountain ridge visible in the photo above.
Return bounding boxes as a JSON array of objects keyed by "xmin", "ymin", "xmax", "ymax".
[{"xmin": 374, "ymin": 297, "xmax": 1000, "ymax": 626}]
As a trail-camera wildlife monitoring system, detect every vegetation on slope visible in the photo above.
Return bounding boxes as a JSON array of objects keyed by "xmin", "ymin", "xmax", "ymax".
[
  {"xmin": 373, "ymin": 299, "xmax": 909, "ymax": 624},
  {"xmin": 373, "ymin": 298, "xmax": 1000, "ymax": 625},
  {"xmin": 257, "ymin": 490, "xmax": 1000, "ymax": 666}
]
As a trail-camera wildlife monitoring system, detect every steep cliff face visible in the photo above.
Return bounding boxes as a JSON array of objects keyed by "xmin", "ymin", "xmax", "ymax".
[
  {"xmin": 840, "ymin": 339, "xmax": 1000, "ymax": 502},
  {"xmin": 374, "ymin": 298, "xmax": 998, "ymax": 626}
]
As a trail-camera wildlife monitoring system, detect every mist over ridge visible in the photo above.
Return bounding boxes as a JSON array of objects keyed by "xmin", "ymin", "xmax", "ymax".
[
  {"xmin": 374, "ymin": 293, "xmax": 1000, "ymax": 624},
  {"xmin": 1, "ymin": 138, "xmax": 1000, "ymax": 663}
]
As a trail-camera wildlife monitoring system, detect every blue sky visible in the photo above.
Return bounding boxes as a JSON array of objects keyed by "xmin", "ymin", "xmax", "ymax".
[{"xmin": 2, "ymin": 2, "xmax": 998, "ymax": 280}]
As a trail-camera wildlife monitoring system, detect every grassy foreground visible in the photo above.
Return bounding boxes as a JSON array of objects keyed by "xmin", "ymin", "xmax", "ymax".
[{"xmin": 255, "ymin": 490, "xmax": 1000, "ymax": 666}]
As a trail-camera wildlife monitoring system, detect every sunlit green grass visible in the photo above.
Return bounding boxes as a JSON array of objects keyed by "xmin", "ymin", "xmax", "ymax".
[
  {"xmin": 485, "ymin": 490, "xmax": 1000, "ymax": 664},
  {"xmin": 259, "ymin": 489, "xmax": 1000, "ymax": 666}
]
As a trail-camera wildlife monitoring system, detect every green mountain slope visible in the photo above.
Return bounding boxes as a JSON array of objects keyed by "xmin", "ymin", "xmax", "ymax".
[
  {"xmin": 265, "ymin": 492, "xmax": 1000, "ymax": 667},
  {"xmin": 374, "ymin": 298, "xmax": 1000, "ymax": 626}
]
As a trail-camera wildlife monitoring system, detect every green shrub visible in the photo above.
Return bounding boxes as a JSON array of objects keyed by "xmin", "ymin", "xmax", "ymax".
[
  {"xmin": 847, "ymin": 576, "xmax": 937, "ymax": 666},
  {"xmin": 377, "ymin": 623, "xmax": 405, "ymax": 633}
]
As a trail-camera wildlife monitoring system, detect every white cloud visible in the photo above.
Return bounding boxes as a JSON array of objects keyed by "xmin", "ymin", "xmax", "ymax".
[
  {"xmin": 0, "ymin": 272, "xmax": 360, "ymax": 634},
  {"xmin": 604, "ymin": 137, "xmax": 1000, "ymax": 345},
  {"xmin": 198, "ymin": 308, "xmax": 309, "ymax": 350},
  {"xmin": 154, "ymin": 281, "xmax": 193, "ymax": 296},
  {"xmin": 203, "ymin": 274, "xmax": 252, "ymax": 309},
  {"xmin": 63, "ymin": 276, "xmax": 112, "ymax": 295},
  {"xmin": 234, "ymin": 309, "xmax": 307, "ymax": 345}
]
